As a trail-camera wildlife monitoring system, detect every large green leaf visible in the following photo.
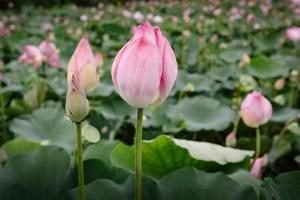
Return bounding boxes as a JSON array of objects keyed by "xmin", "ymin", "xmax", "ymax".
[
  {"xmin": 110, "ymin": 135, "xmax": 254, "ymax": 179},
  {"xmin": 95, "ymin": 98, "xmax": 135, "ymax": 120},
  {"xmin": 0, "ymin": 146, "xmax": 70, "ymax": 200},
  {"xmin": 219, "ymin": 49, "xmax": 244, "ymax": 63},
  {"xmin": 174, "ymin": 70, "xmax": 216, "ymax": 93},
  {"xmin": 9, "ymin": 107, "xmax": 76, "ymax": 153},
  {"xmin": 2, "ymin": 138, "xmax": 40, "ymax": 158},
  {"xmin": 169, "ymin": 96, "xmax": 235, "ymax": 131},
  {"xmin": 158, "ymin": 167, "xmax": 257, "ymax": 200},
  {"xmin": 68, "ymin": 179, "xmax": 127, "ymax": 200},
  {"xmin": 69, "ymin": 168, "xmax": 258, "ymax": 200},
  {"xmin": 260, "ymin": 171, "xmax": 300, "ymax": 199},
  {"xmin": 229, "ymin": 170, "xmax": 262, "ymax": 195},
  {"xmin": 84, "ymin": 140, "xmax": 119, "ymax": 165},
  {"xmin": 82, "ymin": 159, "xmax": 129, "ymax": 184},
  {"xmin": 249, "ymin": 55, "xmax": 288, "ymax": 79},
  {"xmin": 271, "ymin": 106, "xmax": 299, "ymax": 123}
]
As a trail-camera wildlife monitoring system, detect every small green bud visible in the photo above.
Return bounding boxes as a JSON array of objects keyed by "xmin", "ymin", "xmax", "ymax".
[{"xmin": 65, "ymin": 75, "xmax": 89, "ymax": 123}]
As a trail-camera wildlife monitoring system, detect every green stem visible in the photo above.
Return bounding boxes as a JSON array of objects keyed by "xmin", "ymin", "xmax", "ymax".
[
  {"xmin": 135, "ymin": 108, "xmax": 143, "ymax": 200},
  {"xmin": 232, "ymin": 115, "xmax": 241, "ymax": 134},
  {"xmin": 0, "ymin": 80, "xmax": 7, "ymax": 142},
  {"xmin": 76, "ymin": 123, "xmax": 85, "ymax": 200},
  {"xmin": 255, "ymin": 127, "xmax": 261, "ymax": 159}
]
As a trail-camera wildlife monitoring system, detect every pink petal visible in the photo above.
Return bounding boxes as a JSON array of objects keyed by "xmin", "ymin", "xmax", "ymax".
[
  {"xmin": 240, "ymin": 91, "xmax": 272, "ymax": 127},
  {"xmin": 156, "ymin": 37, "xmax": 178, "ymax": 103},
  {"xmin": 111, "ymin": 42, "xmax": 130, "ymax": 91},
  {"xmin": 68, "ymin": 36, "xmax": 94, "ymax": 73},
  {"xmin": 250, "ymin": 155, "xmax": 268, "ymax": 179},
  {"xmin": 116, "ymin": 39, "xmax": 162, "ymax": 107}
]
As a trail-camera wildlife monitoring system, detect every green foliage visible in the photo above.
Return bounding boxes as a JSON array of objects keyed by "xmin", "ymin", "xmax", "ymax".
[
  {"xmin": 111, "ymin": 135, "xmax": 253, "ymax": 179},
  {"xmin": 0, "ymin": 1, "xmax": 300, "ymax": 198},
  {"xmin": 9, "ymin": 107, "xmax": 76, "ymax": 153},
  {"xmin": 0, "ymin": 146, "xmax": 70, "ymax": 200}
]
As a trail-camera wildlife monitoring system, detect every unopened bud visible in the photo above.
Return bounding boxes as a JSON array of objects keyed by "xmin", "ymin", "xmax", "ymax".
[{"xmin": 65, "ymin": 76, "xmax": 89, "ymax": 123}]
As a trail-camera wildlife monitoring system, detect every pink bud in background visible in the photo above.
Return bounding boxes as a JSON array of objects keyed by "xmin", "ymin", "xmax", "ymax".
[
  {"xmin": 39, "ymin": 40, "xmax": 57, "ymax": 58},
  {"xmin": 0, "ymin": 21, "xmax": 11, "ymax": 36},
  {"xmin": 153, "ymin": 15, "xmax": 164, "ymax": 23},
  {"xmin": 213, "ymin": 8, "xmax": 222, "ymax": 16},
  {"xmin": 292, "ymin": 0, "xmax": 300, "ymax": 4},
  {"xmin": 274, "ymin": 78, "xmax": 285, "ymax": 91},
  {"xmin": 122, "ymin": 10, "xmax": 132, "ymax": 18},
  {"xmin": 250, "ymin": 154, "xmax": 268, "ymax": 179},
  {"xmin": 225, "ymin": 132, "xmax": 237, "ymax": 147},
  {"xmin": 18, "ymin": 45, "xmax": 44, "ymax": 69},
  {"xmin": 39, "ymin": 40, "xmax": 61, "ymax": 68},
  {"xmin": 132, "ymin": 11, "xmax": 144, "ymax": 22},
  {"xmin": 111, "ymin": 22, "xmax": 178, "ymax": 108},
  {"xmin": 239, "ymin": 52, "xmax": 250, "ymax": 67},
  {"xmin": 67, "ymin": 36, "xmax": 99, "ymax": 92},
  {"xmin": 286, "ymin": 27, "xmax": 300, "ymax": 41},
  {"xmin": 246, "ymin": 14, "xmax": 256, "ymax": 23},
  {"xmin": 240, "ymin": 91, "xmax": 272, "ymax": 128},
  {"xmin": 42, "ymin": 22, "xmax": 53, "ymax": 32},
  {"xmin": 47, "ymin": 53, "xmax": 61, "ymax": 69},
  {"xmin": 80, "ymin": 15, "xmax": 88, "ymax": 22},
  {"xmin": 95, "ymin": 52, "xmax": 104, "ymax": 69}
]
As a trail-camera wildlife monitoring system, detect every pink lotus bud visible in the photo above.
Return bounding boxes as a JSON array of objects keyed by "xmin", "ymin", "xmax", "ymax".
[
  {"xmin": 67, "ymin": 36, "xmax": 99, "ymax": 92},
  {"xmin": 286, "ymin": 27, "xmax": 300, "ymax": 41},
  {"xmin": 0, "ymin": 21, "xmax": 11, "ymax": 36},
  {"xmin": 18, "ymin": 45, "xmax": 44, "ymax": 69},
  {"xmin": 95, "ymin": 52, "xmax": 104, "ymax": 69},
  {"xmin": 240, "ymin": 91, "xmax": 272, "ymax": 128},
  {"xmin": 111, "ymin": 22, "xmax": 178, "ymax": 108},
  {"xmin": 47, "ymin": 53, "xmax": 61, "ymax": 69},
  {"xmin": 213, "ymin": 8, "xmax": 222, "ymax": 16},
  {"xmin": 225, "ymin": 132, "xmax": 237, "ymax": 147},
  {"xmin": 250, "ymin": 154, "xmax": 268, "ymax": 179},
  {"xmin": 254, "ymin": 22, "xmax": 261, "ymax": 30},
  {"xmin": 153, "ymin": 15, "xmax": 164, "ymax": 23},
  {"xmin": 122, "ymin": 10, "xmax": 132, "ymax": 18},
  {"xmin": 183, "ymin": 8, "xmax": 191, "ymax": 23},
  {"xmin": 247, "ymin": 14, "xmax": 256, "ymax": 23},
  {"xmin": 132, "ymin": 11, "xmax": 144, "ymax": 22},
  {"xmin": 274, "ymin": 78, "xmax": 285, "ymax": 90},
  {"xmin": 42, "ymin": 22, "xmax": 53, "ymax": 32},
  {"xmin": 65, "ymin": 75, "xmax": 89, "ymax": 123},
  {"xmin": 239, "ymin": 52, "xmax": 250, "ymax": 67},
  {"xmin": 39, "ymin": 40, "xmax": 57, "ymax": 57},
  {"xmin": 39, "ymin": 40, "xmax": 61, "ymax": 68},
  {"xmin": 147, "ymin": 14, "xmax": 154, "ymax": 20},
  {"xmin": 292, "ymin": 0, "xmax": 300, "ymax": 4},
  {"xmin": 80, "ymin": 15, "xmax": 88, "ymax": 22}
]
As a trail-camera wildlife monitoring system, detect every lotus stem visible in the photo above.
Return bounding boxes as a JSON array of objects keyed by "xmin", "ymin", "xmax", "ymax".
[
  {"xmin": 76, "ymin": 122, "xmax": 85, "ymax": 200},
  {"xmin": 135, "ymin": 108, "xmax": 143, "ymax": 200}
]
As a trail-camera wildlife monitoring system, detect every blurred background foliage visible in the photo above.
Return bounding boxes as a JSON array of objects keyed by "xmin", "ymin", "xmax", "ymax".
[{"xmin": 0, "ymin": 0, "xmax": 300, "ymax": 199}]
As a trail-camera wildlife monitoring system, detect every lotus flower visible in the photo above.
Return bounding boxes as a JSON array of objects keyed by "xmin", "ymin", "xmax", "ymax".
[
  {"xmin": 67, "ymin": 36, "xmax": 99, "ymax": 92},
  {"xmin": 240, "ymin": 91, "xmax": 272, "ymax": 128},
  {"xmin": 225, "ymin": 132, "xmax": 237, "ymax": 147},
  {"xmin": 250, "ymin": 154, "xmax": 268, "ymax": 179},
  {"xmin": 111, "ymin": 22, "xmax": 178, "ymax": 108},
  {"xmin": 39, "ymin": 40, "xmax": 61, "ymax": 68},
  {"xmin": 18, "ymin": 45, "xmax": 44, "ymax": 69},
  {"xmin": 286, "ymin": 27, "xmax": 300, "ymax": 41}
]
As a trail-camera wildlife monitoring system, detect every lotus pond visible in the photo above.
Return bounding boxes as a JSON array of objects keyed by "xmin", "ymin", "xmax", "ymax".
[{"xmin": 0, "ymin": 1, "xmax": 300, "ymax": 200}]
